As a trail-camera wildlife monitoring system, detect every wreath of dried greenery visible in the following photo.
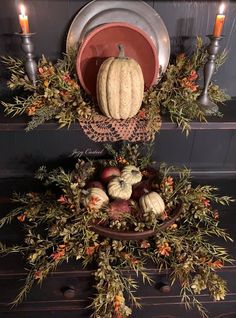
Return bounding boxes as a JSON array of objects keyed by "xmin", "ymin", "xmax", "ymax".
[{"xmin": 0, "ymin": 144, "xmax": 234, "ymax": 318}]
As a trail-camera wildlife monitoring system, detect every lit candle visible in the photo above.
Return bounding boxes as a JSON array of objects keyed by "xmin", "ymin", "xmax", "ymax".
[
  {"xmin": 19, "ymin": 4, "xmax": 30, "ymax": 34},
  {"xmin": 213, "ymin": 3, "xmax": 225, "ymax": 37}
]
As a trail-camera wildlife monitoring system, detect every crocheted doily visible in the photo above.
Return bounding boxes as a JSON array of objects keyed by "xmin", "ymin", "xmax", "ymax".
[{"xmin": 79, "ymin": 114, "xmax": 161, "ymax": 142}]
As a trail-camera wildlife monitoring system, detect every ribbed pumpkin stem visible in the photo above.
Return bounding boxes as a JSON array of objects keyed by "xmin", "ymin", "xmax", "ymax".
[{"xmin": 118, "ymin": 44, "xmax": 126, "ymax": 59}]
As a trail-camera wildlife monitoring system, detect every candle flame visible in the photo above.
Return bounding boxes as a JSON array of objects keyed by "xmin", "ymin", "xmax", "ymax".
[
  {"xmin": 219, "ymin": 3, "xmax": 225, "ymax": 15},
  {"xmin": 20, "ymin": 4, "xmax": 26, "ymax": 16}
]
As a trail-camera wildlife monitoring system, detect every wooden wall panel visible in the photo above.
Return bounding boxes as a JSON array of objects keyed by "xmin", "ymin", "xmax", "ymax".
[
  {"xmin": 189, "ymin": 130, "xmax": 232, "ymax": 169},
  {"xmin": 152, "ymin": 130, "xmax": 195, "ymax": 166},
  {"xmin": 0, "ymin": 0, "xmax": 235, "ymax": 96},
  {"xmin": 224, "ymin": 131, "xmax": 236, "ymax": 169}
]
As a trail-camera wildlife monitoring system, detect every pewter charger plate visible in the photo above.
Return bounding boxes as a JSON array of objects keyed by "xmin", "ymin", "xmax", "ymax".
[{"xmin": 66, "ymin": 0, "xmax": 170, "ymax": 74}]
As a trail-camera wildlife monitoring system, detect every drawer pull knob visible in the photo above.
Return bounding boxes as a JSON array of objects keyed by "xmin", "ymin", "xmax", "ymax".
[
  {"xmin": 159, "ymin": 283, "xmax": 171, "ymax": 293},
  {"xmin": 62, "ymin": 286, "xmax": 75, "ymax": 299}
]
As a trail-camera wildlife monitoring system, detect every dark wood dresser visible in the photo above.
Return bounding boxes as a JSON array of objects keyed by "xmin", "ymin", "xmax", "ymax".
[
  {"xmin": 0, "ymin": 255, "xmax": 236, "ymax": 317},
  {"xmin": 0, "ymin": 103, "xmax": 236, "ymax": 318},
  {"xmin": 0, "ymin": 0, "xmax": 236, "ymax": 315}
]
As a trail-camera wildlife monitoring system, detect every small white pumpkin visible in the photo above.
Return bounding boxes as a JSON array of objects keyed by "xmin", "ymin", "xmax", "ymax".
[
  {"xmin": 121, "ymin": 165, "xmax": 142, "ymax": 185},
  {"xmin": 82, "ymin": 188, "xmax": 109, "ymax": 210},
  {"xmin": 139, "ymin": 191, "xmax": 165, "ymax": 217},
  {"xmin": 108, "ymin": 177, "xmax": 132, "ymax": 200}
]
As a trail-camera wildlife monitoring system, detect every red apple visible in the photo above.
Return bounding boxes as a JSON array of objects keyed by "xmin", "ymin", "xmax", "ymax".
[
  {"xmin": 131, "ymin": 180, "xmax": 152, "ymax": 201},
  {"xmin": 86, "ymin": 180, "xmax": 104, "ymax": 190},
  {"xmin": 100, "ymin": 166, "xmax": 121, "ymax": 183},
  {"xmin": 108, "ymin": 199, "xmax": 131, "ymax": 220}
]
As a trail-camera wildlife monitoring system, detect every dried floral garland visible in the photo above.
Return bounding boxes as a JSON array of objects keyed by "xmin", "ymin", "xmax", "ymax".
[
  {"xmin": 1, "ymin": 37, "xmax": 230, "ymax": 135},
  {"xmin": 0, "ymin": 144, "xmax": 234, "ymax": 318}
]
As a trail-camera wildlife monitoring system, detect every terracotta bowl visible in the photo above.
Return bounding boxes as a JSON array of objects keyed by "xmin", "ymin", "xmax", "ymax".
[
  {"xmin": 90, "ymin": 203, "xmax": 182, "ymax": 240},
  {"xmin": 76, "ymin": 22, "xmax": 159, "ymax": 96}
]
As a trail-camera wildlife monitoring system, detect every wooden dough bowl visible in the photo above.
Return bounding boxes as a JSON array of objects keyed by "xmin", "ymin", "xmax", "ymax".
[{"xmin": 90, "ymin": 202, "xmax": 183, "ymax": 240}]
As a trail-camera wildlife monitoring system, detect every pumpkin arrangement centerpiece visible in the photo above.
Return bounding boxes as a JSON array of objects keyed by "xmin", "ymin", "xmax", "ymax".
[
  {"xmin": 82, "ymin": 156, "xmax": 175, "ymax": 239},
  {"xmin": 0, "ymin": 144, "xmax": 233, "ymax": 318},
  {"xmin": 1, "ymin": 13, "xmax": 230, "ymax": 139},
  {"xmin": 96, "ymin": 44, "xmax": 144, "ymax": 120}
]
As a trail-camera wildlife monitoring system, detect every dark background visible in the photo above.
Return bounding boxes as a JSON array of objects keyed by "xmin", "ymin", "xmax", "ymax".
[
  {"xmin": 1, "ymin": 0, "xmax": 236, "ymax": 95},
  {"xmin": 0, "ymin": 0, "xmax": 236, "ymax": 177},
  {"xmin": 0, "ymin": 4, "xmax": 236, "ymax": 317}
]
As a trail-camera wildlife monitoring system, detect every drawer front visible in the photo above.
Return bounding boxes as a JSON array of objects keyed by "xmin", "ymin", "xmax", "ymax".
[
  {"xmin": 0, "ymin": 266, "xmax": 236, "ymax": 317},
  {"xmin": 0, "ymin": 274, "xmax": 95, "ymax": 305},
  {"xmin": 132, "ymin": 301, "xmax": 236, "ymax": 318},
  {"xmin": 1, "ymin": 301, "xmax": 236, "ymax": 318},
  {"xmin": 0, "ymin": 310, "xmax": 91, "ymax": 318}
]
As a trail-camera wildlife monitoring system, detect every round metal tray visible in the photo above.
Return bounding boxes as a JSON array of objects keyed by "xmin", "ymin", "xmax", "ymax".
[
  {"xmin": 76, "ymin": 22, "xmax": 159, "ymax": 95},
  {"xmin": 66, "ymin": 0, "xmax": 170, "ymax": 75}
]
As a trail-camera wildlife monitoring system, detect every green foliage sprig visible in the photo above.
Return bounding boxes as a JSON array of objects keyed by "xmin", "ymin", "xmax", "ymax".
[
  {"xmin": 143, "ymin": 37, "xmax": 230, "ymax": 135},
  {"xmin": 1, "ymin": 51, "xmax": 95, "ymax": 130},
  {"xmin": 0, "ymin": 144, "xmax": 234, "ymax": 318},
  {"xmin": 1, "ymin": 37, "xmax": 230, "ymax": 135}
]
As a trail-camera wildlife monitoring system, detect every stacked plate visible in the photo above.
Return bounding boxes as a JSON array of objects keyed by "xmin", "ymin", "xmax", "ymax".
[{"xmin": 66, "ymin": 0, "xmax": 170, "ymax": 96}]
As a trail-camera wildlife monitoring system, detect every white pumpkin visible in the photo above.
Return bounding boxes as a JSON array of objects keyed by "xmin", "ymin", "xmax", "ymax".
[
  {"xmin": 108, "ymin": 177, "xmax": 132, "ymax": 200},
  {"xmin": 139, "ymin": 192, "xmax": 165, "ymax": 217},
  {"xmin": 82, "ymin": 188, "xmax": 109, "ymax": 210},
  {"xmin": 121, "ymin": 165, "xmax": 142, "ymax": 185},
  {"xmin": 96, "ymin": 44, "xmax": 144, "ymax": 119}
]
